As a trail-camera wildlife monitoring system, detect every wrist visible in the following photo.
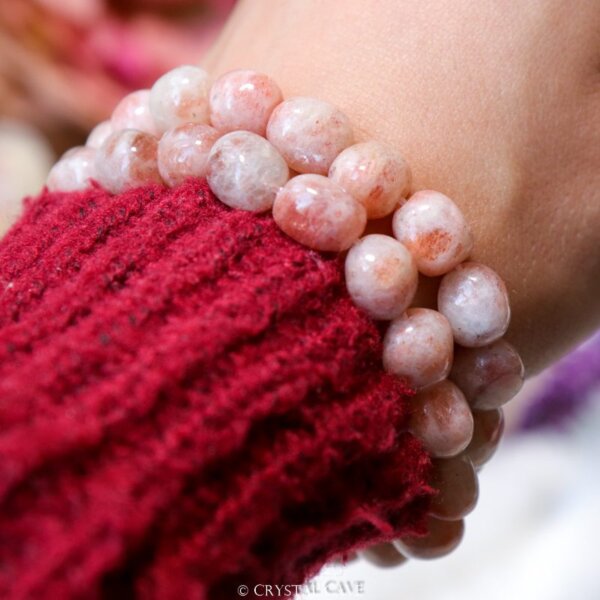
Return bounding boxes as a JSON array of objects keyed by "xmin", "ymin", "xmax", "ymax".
[{"xmin": 201, "ymin": 0, "xmax": 600, "ymax": 373}]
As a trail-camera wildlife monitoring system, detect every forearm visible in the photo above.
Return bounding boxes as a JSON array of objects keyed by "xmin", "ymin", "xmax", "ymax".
[{"xmin": 202, "ymin": 0, "xmax": 600, "ymax": 373}]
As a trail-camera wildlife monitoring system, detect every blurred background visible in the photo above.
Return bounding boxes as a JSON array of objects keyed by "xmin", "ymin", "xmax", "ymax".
[
  {"xmin": 0, "ymin": 2, "xmax": 598, "ymax": 598},
  {"xmin": 0, "ymin": 0, "xmax": 234, "ymax": 235}
]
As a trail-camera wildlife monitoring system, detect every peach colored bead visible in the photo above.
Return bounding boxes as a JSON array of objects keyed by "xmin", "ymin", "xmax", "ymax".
[
  {"xmin": 429, "ymin": 455, "xmax": 479, "ymax": 520},
  {"xmin": 451, "ymin": 339, "xmax": 524, "ymax": 410},
  {"xmin": 345, "ymin": 235, "xmax": 417, "ymax": 320},
  {"xmin": 273, "ymin": 174, "xmax": 366, "ymax": 252},
  {"xmin": 266, "ymin": 97, "xmax": 353, "ymax": 175},
  {"xmin": 392, "ymin": 190, "xmax": 473, "ymax": 277},
  {"xmin": 207, "ymin": 131, "xmax": 289, "ymax": 212},
  {"xmin": 47, "ymin": 147, "xmax": 97, "ymax": 192},
  {"xmin": 329, "ymin": 141, "xmax": 411, "ymax": 219},
  {"xmin": 111, "ymin": 90, "xmax": 158, "ymax": 136},
  {"xmin": 359, "ymin": 543, "xmax": 407, "ymax": 568},
  {"xmin": 95, "ymin": 129, "xmax": 162, "ymax": 194},
  {"xmin": 408, "ymin": 380, "xmax": 474, "ymax": 458},
  {"xmin": 150, "ymin": 65, "xmax": 210, "ymax": 133},
  {"xmin": 465, "ymin": 409, "xmax": 505, "ymax": 468},
  {"xmin": 382, "ymin": 308, "xmax": 454, "ymax": 389},
  {"xmin": 158, "ymin": 123, "xmax": 219, "ymax": 187},
  {"xmin": 209, "ymin": 69, "xmax": 283, "ymax": 136},
  {"xmin": 438, "ymin": 262, "xmax": 510, "ymax": 347},
  {"xmin": 394, "ymin": 517, "xmax": 464, "ymax": 560},
  {"xmin": 86, "ymin": 120, "xmax": 113, "ymax": 149}
]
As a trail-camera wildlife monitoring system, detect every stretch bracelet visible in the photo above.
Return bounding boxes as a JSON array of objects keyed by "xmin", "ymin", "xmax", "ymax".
[{"xmin": 46, "ymin": 66, "xmax": 525, "ymax": 564}]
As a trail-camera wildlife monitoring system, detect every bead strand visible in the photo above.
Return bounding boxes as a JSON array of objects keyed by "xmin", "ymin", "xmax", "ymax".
[{"xmin": 46, "ymin": 66, "xmax": 526, "ymax": 566}]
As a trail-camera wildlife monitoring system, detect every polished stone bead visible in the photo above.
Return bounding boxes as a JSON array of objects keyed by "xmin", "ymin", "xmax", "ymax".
[
  {"xmin": 266, "ymin": 97, "xmax": 353, "ymax": 174},
  {"xmin": 207, "ymin": 130, "xmax": 289, "ymax": 212},
  {"xmin": 46, "ymin": 147, "xmax": 97, "ymax": 192},
  {"xmin": 95, "ymin": 129, "xmax": 162, "ymax": 194},
  {"xmin": 150, "ymin": 65, "xmax": 210, "ymax": 133},
  {"xmin": 345, "ymin": 234, "xmax": 418, "ymax": 320},
  {"xmin": 394, "ymin": 517, "xmax": 464, "ymax": 560},
  {"xmin": 86, "ymin": 120, "xmax": 113, "ymax": 149},
  {"xmin": 329, "ymin": 141, "xmax": 411, "ymax": 219},
  {"xmin": 465, "ymin": 408, "xmax": 505, "ymax": 468},
  {"xmin": 383, "ymin": 308, "xmax": 454, "ymax": 389},
  {"xmin": 392, "ymin": 190, "xmax": 473, "ymax": 276},
  {"xmin": 273, "ymin": 174, "xmax": 366, "ymax": 251},
  {"xmin": 451, "ymin": 339, "xmax": 524, "ymax": 409},
  {"xmin": 438, "ymin": 262, "xmax": 511, "ymax": 347},
  {"xmin": 209, "ymin": 69, "xmax": 283, "ymax": 136},
  {"xmin": 359, "ymin": 543, "xmax": 408, "ymax": 568},
  {"xmin": 158, "ymin": 123, "xmax": 219, "ymax": 187},
  {"xmin": 429, "ymin": 455, "xmax": 479, "ymax": 520},
  {"xmin": 111, "ymin": 90, "xmax": 158, "ymax": 136},
  {"xmin": 408, "ymin": 380, "xmax": 474, "ymax": 458}
]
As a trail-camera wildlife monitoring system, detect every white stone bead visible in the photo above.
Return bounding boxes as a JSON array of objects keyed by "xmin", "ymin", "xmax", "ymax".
[
  {"xmin": 465, "ymin": 408, "xmax": 505, "ymax": 467},
  {"xmin": 111, "ymin": 90, "xmax": 158, "ymax": 136},
  {"xmin": 266, "ymin": 97, "xmax": 353, "ymax": 175},
  {"xmin": 359, "ymin": 543, "xmax": 407, "ymax": 568},
  {"xmin": 46, "ymin": 147, "xmax": 97, "ymax": 192},
  {"xmin": 150, "ymin": 65, "xmax": 210, "ymax": 133},
  {"xmin": 95, "ymin": 129, "xmax": 162, "ymax": 194},
  {"xmin": 329, "ymin": 141, "xmax": 411, "ymax": 219},
  {"xmin": 273, "ymin": 174, "xmax": 366, "ymax": 252},
  {"xmin": 394, "ymin": 517, "xmax": 464, "ymax": 560},
  {"xmin": 451, "ymin": 340, "xmax": 524, "ymax": 409},
  {"xmin": 209, "ymin": 69, "xmax": 283, "ymax": 136},
  {"xmin": 86, "ymin": 120, "xmax": 113, "ymax": 149},
  {"xmin": 382, "ymin": 308, "xmax": 454, "ymax": 389},
  {"xmin": 438, "ymin": 262, "xmax": 510, "ymax": 347},
  {"xmin": 428, "ymin": 455, "xmax": 479, "ymax": 520},
  {"xmin": 408, "ymin": 380, "xmax": 474, "ymax": 458},
  {"xmin": 392, "ymin": 190, "xmax": 473, "ymax": 277},
  {"xmin": 344, "ymin": 234, "xmax": 417, "ymax": 320},
  {"xmin": 158, "ymin": 123, "xmax": 219, "ymax": 187},
  {"xmin": 207, "ymin": 131, "xmax": 289, "ymax": 212}
]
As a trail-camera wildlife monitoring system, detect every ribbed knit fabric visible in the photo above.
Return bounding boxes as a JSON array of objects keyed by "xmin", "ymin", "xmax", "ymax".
[{"xmin": 0, "ymin": 179, "xmax": 432, "ymax": 600}]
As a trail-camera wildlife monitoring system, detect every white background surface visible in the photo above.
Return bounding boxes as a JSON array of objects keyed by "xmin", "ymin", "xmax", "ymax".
[{"xmin": 303, "ymin": 398, "xmax": 600, "ymax": 600}]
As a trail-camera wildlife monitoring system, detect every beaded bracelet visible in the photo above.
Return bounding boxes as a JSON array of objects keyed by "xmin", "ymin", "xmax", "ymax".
[{"xmin": 46, "ymin": 65, "xmax": 525, "ymax": 564}]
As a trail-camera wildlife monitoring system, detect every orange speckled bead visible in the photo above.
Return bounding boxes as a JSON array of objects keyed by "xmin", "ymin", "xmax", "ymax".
[
  {"xmin": 267, "ymin": 97, "xmax": 353, "ymax": 175},
  {"xmin": 273, "ymin": 174, "xmax": 366, "ymax": 251}
]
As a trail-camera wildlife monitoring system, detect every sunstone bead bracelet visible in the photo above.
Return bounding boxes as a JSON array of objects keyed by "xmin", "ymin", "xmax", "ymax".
[{"xmin": 46, "ymin": 65, "xmax": 525, "ymax": 564}]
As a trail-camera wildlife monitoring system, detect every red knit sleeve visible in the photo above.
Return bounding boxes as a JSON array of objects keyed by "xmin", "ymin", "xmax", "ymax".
[{"xmin": 0, "ymin": 179, "xmax": 432, "ymax": 599}]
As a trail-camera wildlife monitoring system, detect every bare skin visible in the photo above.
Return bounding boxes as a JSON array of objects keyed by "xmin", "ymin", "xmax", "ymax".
[{"xmin": 203, "ymin": 0, "xmax": 600, "ymax": 374}]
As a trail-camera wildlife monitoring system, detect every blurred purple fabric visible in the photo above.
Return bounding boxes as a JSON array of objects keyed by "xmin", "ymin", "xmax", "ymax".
[{"xmin": 520, "ymin": 330, "xmax": 600, "ymax": 431}]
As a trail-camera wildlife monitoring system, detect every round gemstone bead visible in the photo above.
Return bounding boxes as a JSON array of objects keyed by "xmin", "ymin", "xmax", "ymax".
[
  {"xmin": 46, "ymin": 147, "xmax": 97, "ymax": 192},
  {"xmin": 273, "ymin": 174, "xmax": 367, "ymax": 251},
  {"xmin": 359, "ymin": 543, "xmax": 407, "ymax": 568},
  {"xmin": 394, "ymin": 517, "xmax": 464, "ymax": 560},
  {"xmin": 465, "ymin": 408, "xmax": 505, "ymax": 468},
  {"xmin": 207, "ymin": 131, "xmax": 289, "ymax": 212},
  {"xmin": 111, "ymin": 90, "xmax": 158, "ymax": 136},
  {"xmin": 345, "ymin": 235, "xmax": 418, "ymax": 320},
  {"xmin": 150, "ymin": 65, "xmax": 210, "ymax": 133},
  {"xmin": 209, "ymin": 69, "xmax": 283, "ymax": 136},
  {"xmin": 408, "ymin": 380, "xmax": 474, "ymax": 458},
  {"xmin": 329, "ymin": 141, "xmax": 411, "ymax": 219},
  {"xmin": 392, "ymin": 190, "xmax": 474, "ymax": 277},
  {"xmin": 158, "ymin": 123, "xmax": 219, "ymax": 187},
  {"xmin": 451, "ymin": 339, "xmax": 524, "ymax": 409},
  {"xmin": 86, "ymin": 120, "xmax": 113, "ymax": 149},
  {"xmin": 266, "ymin": 97, "xmax": 353, "ymax": 175},
  {"xmin": 429, "ymin": 455, "xmax": 479, "ymax": 520},
  {"xmin": 95, "ymin": 129, "xmax": 162, "ymax": 194},
  {"xmin": 382, "ymin": 308, "xmax": 454, "ymax": 389},
  {"xmin": 438, "ymin": 262, "xmax": 511, "ymax": 347}
]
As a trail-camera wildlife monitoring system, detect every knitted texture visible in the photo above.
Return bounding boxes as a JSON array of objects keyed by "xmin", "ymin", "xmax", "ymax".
[{"xmin": 0, "ymin": 179, "xmax": 432, "ymax": 600}]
